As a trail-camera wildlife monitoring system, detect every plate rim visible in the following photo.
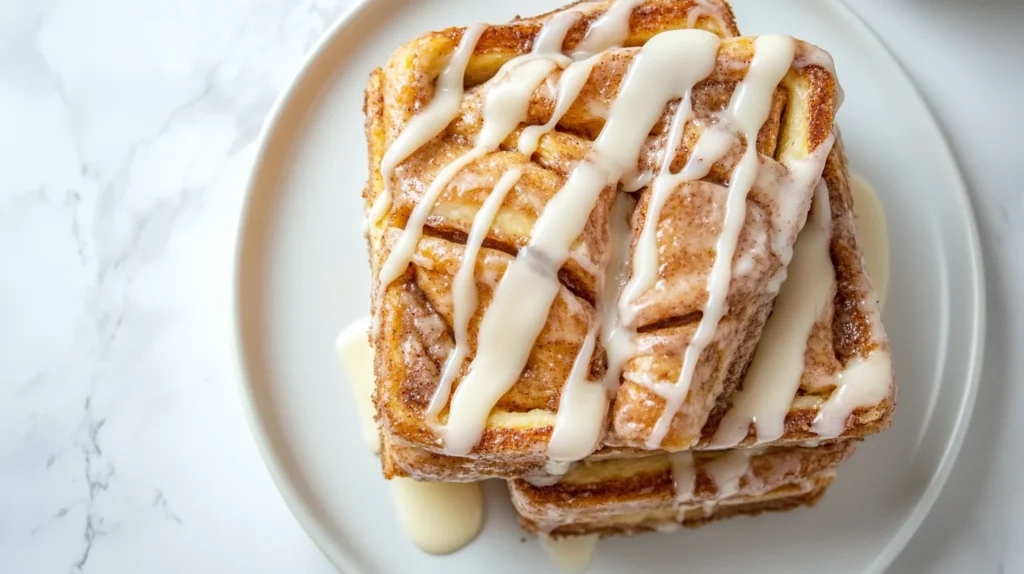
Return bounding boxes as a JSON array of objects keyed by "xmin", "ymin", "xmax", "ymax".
[
  {"xmin": 231, "ymin": 1, "xmax": 987, "ymax": 572},
  {"xmin": 828, "ymin": 0, "xmax": 986, "ymax": 570},
  {"xmin": 232, "ymin": 2, "xmax": 379, "ymax": 572}
]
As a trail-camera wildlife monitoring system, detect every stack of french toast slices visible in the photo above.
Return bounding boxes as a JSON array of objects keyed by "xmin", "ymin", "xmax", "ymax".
[{"xmin": 363, "ymin": 0, "xmax": 895, "ymax": 539}]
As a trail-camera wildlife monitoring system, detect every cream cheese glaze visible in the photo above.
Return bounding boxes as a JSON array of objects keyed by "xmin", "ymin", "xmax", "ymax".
[
  {"xmin": 336, "ymin": 318, "xmax": 381, "ymax": 454},
  {"xmin": 336, "ymin": 321, "xmax": 484, "ymax": 555},
  {"xmin": 851, "ymin": 175, "xmax": 889, "ymax": 308}
]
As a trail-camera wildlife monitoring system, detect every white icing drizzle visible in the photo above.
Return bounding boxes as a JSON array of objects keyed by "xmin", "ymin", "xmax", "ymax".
[
  {"xmin": 573, "ymin": 0, "xmax": 644, "ymax": 58},
  {"xmin": 478, "ymin": 57, "xmax": 571, "ymax": 147},
  {"xmin": 812, "ymin": 344, "xmax": 892, "ymax": 438},
  {"xmin": 378, "ymin": 56, "xmax": 562, "ymax": 286},
  {"xmin": 600, "ymin": 192, "xmax": 638, "ymax": 393},
  {"xmin": 547, "ymin": 194, "xmax": 635, "ymax": 465},
  {"xmin": 427, "ymin": 167, "xmax": 524, "ymax": 428},
  {"xmin": 709, "ymin": 182, "xmax": 835, "ymax": 448},
  {"xmin": 519, "ymin": 57, "xmax": 600, "ymax": 156},
  {"xmin": 335, "ymin": 318, "xmax": 380, "ymax": 453},
  {"xmin": 669, "ymin": 451, "xmax": 697, "ymax": 502},
  {"xmin": 368, "ymin": 25, "xmax": 486, "ymax": 226},
  {"xmin": 525, "ymin": 471, "xmax": 566, "ymax": 487},
  {"xmin": 701, "ymin": 500, "xmax": 717, "ymax": 518},
  {"xmin": 533, "ymin": 10, "xmax": 582, "ymax": 55},
  {"xmin": 418, "ymin": 4, "xmax": 646, "ymax": 456},
  {"xmin": 704, "ymin": 449, "xmax": 752, "ymax": 498},
  {"xmin": 547, "ymin": 327, "xmax": 607, "ymax": 465},
  {"xmin": 762, "ymin": 144, "xmax": 837, "ymax": 290},
  {"xmin": 620, "ymin": 169, "xmax": 654, "ymax": 192},
  {"xmin": 444, "ymin": 29, "xmax": 724, "ymax": 456},
  {"xmin": 444, "ymin": 197, "xmax": 590, "ymax": 454},
  {"xmin": 547, "ymin": 460, "xmax": 574, "ymax": 475},
  {"xmin": 644, "ymin": 35, "xmax": 797, "ymax": 449},
  {"xmin": 620, "ymin": 93, "xmax": 729, "ymax": 326},
  {"xmin": 619, "ymin": 101, "xmax": 690, "ymax": 320}
]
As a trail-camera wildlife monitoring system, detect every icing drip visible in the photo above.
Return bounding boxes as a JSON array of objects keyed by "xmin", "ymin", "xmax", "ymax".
[
  {"xmin": 541, "ymin": 534, "xmax": 599, "ymax": 573},
  {"xmin": 704, "ymin": 449, "xmax": 752, "ymax": 498},
  {"xmin": 533, "ymin": 11, "xmax": 582, "ymax": 55},
  {"xmin": 389, "ymin": 477, "xmax": 484, "ymax": 555},
  {"xmin": 707, "ymin": 167, "xmax": 892, "ymax": 445},
  {"xmin": 669, "ymin": 451, "xmax": 697, "ymax": 502},
  {"xmin": 547, "ymin": 326, "xmax": 607, "ymax": 463},
  {"xmin": 812, "ymin": 347, "xmax": 892, "ymax": 438},
  {"xmin": 335, "ymin": 318, "xmax": 380, "ymax": 453},
  {"xmin": 519, "ymin": 57, "xmax": 600, "ymax": 156},
  {"xmin": 547, "ymin": 193, "xmax": 636, "ymax": 463},
  {"xmin": 335, "ymin": 319, "xmax": 484, "ymax": 555},
  {"xmin": 850, "ymin": 176, "xmax": 889, "ymax": 308},
  {"xmin": 709, "ymin": 182, "xmax": 835, "ymax": 447},
  {"xmin": 600, "ymin": 192, "xmax": 638, "ymax": 393}
]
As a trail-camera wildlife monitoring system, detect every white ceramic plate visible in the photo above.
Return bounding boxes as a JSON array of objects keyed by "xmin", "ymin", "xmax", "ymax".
[{"xmin": 234, "ymin": 1, "xmax": 985, "ymax": 572}]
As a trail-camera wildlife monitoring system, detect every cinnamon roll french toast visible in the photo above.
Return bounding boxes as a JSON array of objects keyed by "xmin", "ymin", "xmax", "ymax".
[{"xmin": 357, "ymin": 0, "xmax": 895, "ymax": 547}]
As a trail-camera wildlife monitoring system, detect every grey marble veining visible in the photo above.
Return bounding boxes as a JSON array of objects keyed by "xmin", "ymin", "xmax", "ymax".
[
  {"xmin": 0, "ymin": 0, "xmax": 1020, "ymax": 572},
  {"xmin": 1, "ymin": 0, "xmax": 343, "ymax": 571}
]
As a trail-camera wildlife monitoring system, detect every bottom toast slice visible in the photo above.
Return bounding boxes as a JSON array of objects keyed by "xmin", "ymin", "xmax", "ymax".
[
  {"xmin": 509, "ymin": 442, "xmax": 854, "ymax": 536},
  {"xmin": 516, "ymin": 473, "xmax": 835, "ymax": 537}
]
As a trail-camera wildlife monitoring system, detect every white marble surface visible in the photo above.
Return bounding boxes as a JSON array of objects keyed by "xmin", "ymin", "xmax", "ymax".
[{"xmin": 0, "ymin": 0, "xmax": 1019, "ymax": 572}]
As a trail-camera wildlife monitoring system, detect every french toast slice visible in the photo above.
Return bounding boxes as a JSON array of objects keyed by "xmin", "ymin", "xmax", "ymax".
[
  {"xmin": 366, "ymin": 0, "xmax": 844, "ymax": 478},
  {"xmin": 510, "ymin": 441, "xmax": 854, "ymax": 536}
]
